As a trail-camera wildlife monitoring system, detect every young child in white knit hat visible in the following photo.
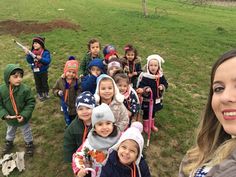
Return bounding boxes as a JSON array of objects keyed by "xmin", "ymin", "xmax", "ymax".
[
  {"xmin": 100, "ymin": 121, "xmax": 151, "ymax": 177},
  {"xmin": 72, "ymin": 103, "xmax": 121, "ymax": 177},
  {"xmin": 136, "ymin": 54, "xmax": 168, "ymax": 133}
]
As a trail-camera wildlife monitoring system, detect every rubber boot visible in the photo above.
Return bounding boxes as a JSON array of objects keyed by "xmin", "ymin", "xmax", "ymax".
[
  {"xmin": 25, "ymin": 141, "xmax": 34, "ymax": 157},
  {"xmin": 2, "ymin": 140, "xmax": 14, "ymax": 156},
  {"xmin": 151, "ymin": 119, "xmax": 158, "ymax": 132},
  {"xmin": 143, "ymin": 120, "xmax": 149, "ymax": 134}
]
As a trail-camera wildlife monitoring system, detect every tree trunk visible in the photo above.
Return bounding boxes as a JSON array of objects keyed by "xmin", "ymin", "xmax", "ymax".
[{"xmin": 142, "ymin": 0, "xmax": 148, "ymax": 17}]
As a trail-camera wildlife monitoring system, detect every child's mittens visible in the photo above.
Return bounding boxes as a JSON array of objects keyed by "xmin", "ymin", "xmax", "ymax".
[{"xmin": 58, "ymin": 90, "xmax": 63, "ymax": 97}]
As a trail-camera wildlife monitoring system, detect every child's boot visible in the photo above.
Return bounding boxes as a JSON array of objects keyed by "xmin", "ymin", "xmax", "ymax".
[
  {"xmin": 143, "ymin": 120, "xmax": 149, "ymax": 134},
  {"xmin": 43, "ymin": 92, "xmax": 50, "ymax": 99},
  {"xmin": 151, "ymin": 118, "xmax": 158, "ymax": 132},
  {"xmin": 25, "ymin": 141, "xmax": 34, "ymax": 156},
  {"xmin": 2, "ymin": 140, "xmax": 13, "ymax": 155},
  {"xmin": 37, "ymin": 93, "xmax": 44, "ymax": 101}
]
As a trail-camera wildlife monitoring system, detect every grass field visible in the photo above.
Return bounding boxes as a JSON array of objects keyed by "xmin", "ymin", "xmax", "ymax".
[{"xmin": 0, "ymin": 0, "xmax": 236, "ymax": 176}]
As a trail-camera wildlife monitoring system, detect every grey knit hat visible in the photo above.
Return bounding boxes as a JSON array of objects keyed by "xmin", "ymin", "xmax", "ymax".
[{"xmin": 91, "ymin": 103, "xmax": 115, "ymax": 127}]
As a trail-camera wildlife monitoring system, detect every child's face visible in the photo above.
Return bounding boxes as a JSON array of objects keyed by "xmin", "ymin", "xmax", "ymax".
[
  {"xmin": 108, "ymin": 66, "xmax": 120, "ymax": 77},
  {"xmin": 126, "ymin": 51, "xmax": 135, "ymax": 61},
  {"xmin": 94, "ymin": 120, "xmax": 114, "ymax": 137},
  {"xmin": 9, "ymin": 73, "xmax": 23, "ymax": 86},
  {"xmin": 117, "ymin": 79, "xmax": 129, "ymax": 95},
  {"xmin": 77, "ymin": 106, "xmax": 92, "ymax": 123},
  {"xmin": 33, "ymin": 42, "xmax": 42, "ymax": 50},
  {"xmin": 90, "ymin": 66, "xmax": 101, "ymax": 77},
  {"xmin": 65, "ymin": 70, "xmax": 76, "ymax": 79},
  {"xmin": 90, "ymin": 42, "xmax": 100, "ymax": 57},
  {"xmin": 148, "ymin": 59, "xmax": 159, "ymax": 75},
  {"xmin": 99, "ymin": 80, "xmax": 114, "ymax": 102},
  {"xmin": 117, "ymin": 140, "xmax": 139, "ymax": 165}
]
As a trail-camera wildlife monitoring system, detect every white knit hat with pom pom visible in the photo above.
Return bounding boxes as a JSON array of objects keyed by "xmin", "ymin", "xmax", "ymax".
[{"xmin": 111, "ymin": 121, "xmax": 144, "ymax": 165}]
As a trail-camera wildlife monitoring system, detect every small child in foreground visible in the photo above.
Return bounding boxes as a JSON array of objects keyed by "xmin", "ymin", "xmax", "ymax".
[{"xmin": 100, "ymin": 122, "xmax": 151, "ymax": 177}]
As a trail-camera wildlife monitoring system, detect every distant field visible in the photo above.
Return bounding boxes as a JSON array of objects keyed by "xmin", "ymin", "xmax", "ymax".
[{"xmin": 0, "ymin": 0, "xmax": 235, "ymax": 176}]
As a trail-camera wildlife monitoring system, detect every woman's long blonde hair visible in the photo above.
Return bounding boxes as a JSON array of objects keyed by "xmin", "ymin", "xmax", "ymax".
[{"xmin": 182, "ymin": 50, "xmax": 236, "ymax": 176}]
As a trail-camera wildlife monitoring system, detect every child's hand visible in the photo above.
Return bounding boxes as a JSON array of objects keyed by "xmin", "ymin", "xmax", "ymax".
[
  {"xmin": 144, "ymin": 87, "xmax": 151, "ymax": 93},
  {"xmin": 58, "ymin": 90, "xmax": 63, "ymax": 97},
  {"xmin": 136, "ymin": 88, "xmax": 143, "ymax": 94},
  {"xmin": 133, "ymin": 72, "xmax": 137, "ymax": 76},
  {"xmin": 158, "ymin": 85, "xmax": 164, "ymax": 91},
  {"xmin": 36, "ymin": 55, "xmax": 42, "ymax": 60},
  {"xmin": 16, "ymin": 115, "xmax": 24, "ymax": 123},
  {"xmin": 24, "ymin": 48, "xmax": 30, "ymax": 54},
  {"xmin": 128, "ymin": 73, "xmax": 133, "ymax": 78},
  {"xmin": 77, "ymin": 168, "xmax": 88, "ymax": 177}
]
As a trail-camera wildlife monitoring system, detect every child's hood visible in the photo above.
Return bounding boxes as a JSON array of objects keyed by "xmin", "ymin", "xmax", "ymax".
[
  {"xmin": 88, "ymin": 58, "xmax": 105, "ymax": 73},
  {"xmin": 4, "ymin": 64, "xmax": 23, "ymax": 86},
  {"xmin": 94, "ymin": 74, "xmax": 124, "ymax": 103},
  {"xmin": 146, "ymin": 54, "xmax": 165, "ymax": 74}
]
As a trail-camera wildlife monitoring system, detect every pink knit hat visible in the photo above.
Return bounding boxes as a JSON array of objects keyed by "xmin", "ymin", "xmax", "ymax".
[{"xmin": 64, "ymin": 60, "xmax": 79, "ymax": 77}]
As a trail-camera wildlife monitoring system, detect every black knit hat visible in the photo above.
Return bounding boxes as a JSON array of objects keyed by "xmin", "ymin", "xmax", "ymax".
[{"xmin": 33, "ymin": 36, "xmax": 45, "ymax": 48}]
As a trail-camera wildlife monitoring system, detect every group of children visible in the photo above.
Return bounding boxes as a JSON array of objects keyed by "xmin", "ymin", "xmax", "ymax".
[{"xmin": 0, "ymin": 36, "xmax": 168, "ymax": 176}]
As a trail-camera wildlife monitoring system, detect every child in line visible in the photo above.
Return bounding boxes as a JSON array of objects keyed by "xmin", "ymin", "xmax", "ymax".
[
  {"xmin": 25, "ymin": 36, "xmax": 51, "ymax": 101},
  {"xmin": 121, "ymin": 44, "xmax": 142, "ymax": 89},
  {"xmin": 102, "ymin": 44, "xmax": 119, "ymax": 66},
  {"xmin": 94, "ymin": 74, "xmax": 129, "ymax": 131},
  {"xmin": 81, "ymin": 58, "xmax": 105, "ymax": 94},
  {"xmin": 114, "ymin": 72, "xmax": 140, "ymax": 126},
  {"xmin": 100, "ymin": 121, "xmax": 151, "ymax": 177},
  {"xmin": 52, "ymin": 58, "xmax": 81, "ymax": 126},
  {"xmin": 137, "ymin": 54, "xmax": 168, "ymax": 133},
  {"xmin": 80, "ymin": 38, "xmax": 102, "ymax": 76},
  {"xmin": 0, "ymin": 64, "xmax": 35, "ymax": 156},
  {"xmin": 107, "ymin": 57, "xmax": 123, "ymax": 78},
  {"xmin": 72, "ymin": 103, "xmax": 121, "ymax": 177},
  {"xmin": 64, "ymin": 91, "xmax": 96, "ymax": 163}
]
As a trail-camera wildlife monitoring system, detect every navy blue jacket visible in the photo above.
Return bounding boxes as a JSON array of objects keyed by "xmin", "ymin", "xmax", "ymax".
[
  {"xmin": 100, "ymin": 151, "xmax": 151, "ymax": 177},
  {"xmin": 81, "ymin": 74, "xmax": 98, "ymax": 94},
  {"xmin": 137, "ymin": 73, "xmax": 168, "ymax": 112}
]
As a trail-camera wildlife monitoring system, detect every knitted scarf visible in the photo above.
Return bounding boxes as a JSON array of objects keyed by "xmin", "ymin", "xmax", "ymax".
[
  {"xmin": 64, "ymin": 78, "xmax": 78, "ymax": 102},
  {"xmin": 32, "ymin": 48, "xmax": 44, "ymax": 68},
  {"xmin": 88, "ymin": 130, "xmax": 120, "ymax": 151}
]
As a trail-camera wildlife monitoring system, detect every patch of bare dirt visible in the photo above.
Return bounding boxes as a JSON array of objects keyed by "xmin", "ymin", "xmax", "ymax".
[{"xmin": 0, "ymin": 19, "xmax": 80, "ymax": 36}]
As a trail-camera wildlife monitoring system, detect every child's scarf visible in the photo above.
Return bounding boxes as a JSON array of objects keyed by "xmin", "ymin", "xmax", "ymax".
[
  {"xmin": 32, "ymin": 48, "xmax": 44, "ymax": 68},
  {"xmin": 64, "ymin": 79, "xmax": 78, "ymax": 102}
]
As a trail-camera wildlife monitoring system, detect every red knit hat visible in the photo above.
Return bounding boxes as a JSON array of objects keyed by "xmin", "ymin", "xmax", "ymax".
[{"xmin": 64, "ymin": 60, "xmax": 79, "ymax": 77}]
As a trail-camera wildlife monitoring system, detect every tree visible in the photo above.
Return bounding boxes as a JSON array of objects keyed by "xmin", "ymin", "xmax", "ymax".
[{"xmin": 142, "ymin": 0, "xmax": 148, "ymax": 17}]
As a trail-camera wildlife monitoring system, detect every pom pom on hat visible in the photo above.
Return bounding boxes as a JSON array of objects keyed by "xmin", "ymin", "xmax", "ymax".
[
  {"xmin": 75, "ymin": 91, "xmax": 96, "ymax": 109},
  {"xmin": 131, "ymin": 121, "xmax": 143, "ymax": 133},
  {"xmin": 91, "ymin": 103, "xmax": 115, "ymax": 127},
  {"xmin": 68, "ymin": 56, "xmax": 76, "ymax": 60},
  {"xmin": 33, "ymin": 36, "xmax": 45, "ymax": 48}
]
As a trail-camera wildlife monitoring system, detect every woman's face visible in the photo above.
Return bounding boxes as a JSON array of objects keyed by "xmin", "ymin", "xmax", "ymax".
[{"xmin": 212, "ymin": 57, "xmax": 236, "ymax": 136}]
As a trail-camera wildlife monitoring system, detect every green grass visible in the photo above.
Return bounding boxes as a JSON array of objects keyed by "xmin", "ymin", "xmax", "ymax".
[{"xmin": 0, "ymin": 0, "xmax": 236, "ymax": 176}]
